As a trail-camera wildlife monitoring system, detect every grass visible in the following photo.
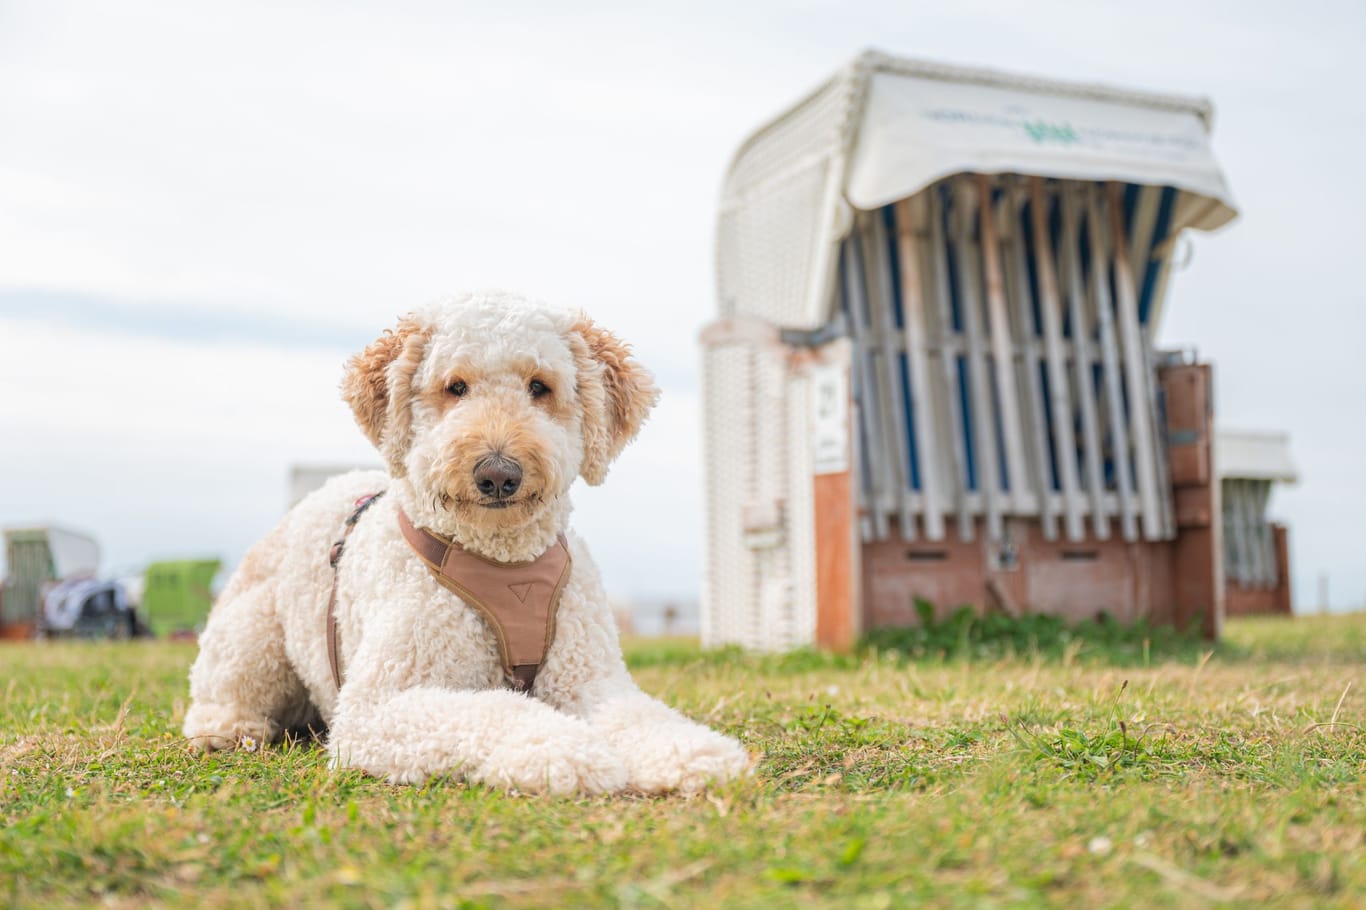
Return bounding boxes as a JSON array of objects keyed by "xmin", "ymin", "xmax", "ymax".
[{"xmin": 1, "ymin": 613, "xmax": 1362, "ymax": 908}]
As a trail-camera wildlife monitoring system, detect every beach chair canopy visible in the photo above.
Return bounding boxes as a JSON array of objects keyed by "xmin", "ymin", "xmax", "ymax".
[
  {"xmin": 717, "ymin": 50, "xmax": 1238, "ymax": 332},
  {"xmin": 1215, "ymin": 431, "xmax": 1298, "ymax": 484}
]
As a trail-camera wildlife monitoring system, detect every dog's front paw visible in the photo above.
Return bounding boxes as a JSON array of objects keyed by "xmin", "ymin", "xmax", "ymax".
[
  {"xmin": 183, "ymin": 702, "xmax": 279, "ymax": 753},
  {"xmin": 482, "ymin": 733, "xmax": 629, "ymax": 796},
  {"xmin": 338, "ymin": 726, "xmax": 628, "ymax": 794},
  {"xmin": 625, "ymin": 726, "xmax": 752, "ymax": 795}
]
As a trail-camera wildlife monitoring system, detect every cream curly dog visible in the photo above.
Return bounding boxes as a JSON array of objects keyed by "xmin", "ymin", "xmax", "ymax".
[{"xmin": 183, "ymin": 291, "xmax": 749, "ymax": 794}]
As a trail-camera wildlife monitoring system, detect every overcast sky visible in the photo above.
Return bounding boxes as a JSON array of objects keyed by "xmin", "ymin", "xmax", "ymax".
[{"xmin": 1, "ymin": 0, "xmax": 1363, "ymax": 611}]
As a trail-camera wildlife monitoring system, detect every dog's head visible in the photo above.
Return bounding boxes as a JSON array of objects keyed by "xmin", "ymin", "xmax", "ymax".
[{"xmin": 341, "ymin": 292, "xmax": 658, "ymax": 532}]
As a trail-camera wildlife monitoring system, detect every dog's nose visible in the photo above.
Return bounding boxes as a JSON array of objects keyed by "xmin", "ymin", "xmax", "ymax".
[{"xmin": 473, "ymin": 455, "xmax": 523, "ymax": 499}]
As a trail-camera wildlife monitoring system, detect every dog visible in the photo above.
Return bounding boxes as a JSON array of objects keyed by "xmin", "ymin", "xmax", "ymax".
[{"xmin": 182, "ymin": 291, "xmax": 749, "ymax": 794}]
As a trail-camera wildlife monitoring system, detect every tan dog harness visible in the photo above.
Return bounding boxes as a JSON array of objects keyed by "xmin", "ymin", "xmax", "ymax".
[
  {"xmin": 324, "ymin": 492, "xmax": 572, "ymax": 693},
  {"xmin": 396, "ymin": 509, "xmax": 572, "ymax": 692}
]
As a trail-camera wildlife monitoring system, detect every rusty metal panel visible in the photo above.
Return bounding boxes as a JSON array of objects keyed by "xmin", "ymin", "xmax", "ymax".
[
  {"xmin": 861, "ymin": 532, "xmax": 987, "ymax": 628},
  {"xmin": 1162, "ymin": 364, "xmax": 1212, "ymax": 488},
  {"xmin": 860, "ymin": 520, "xmax": 1187, "ymax": 628},
  {"xmin": 1160, "ymin": 361, "xmax": 1223, "ymax": 638},
  {"xmin": 1174, "ymin": 487, "xmax": 1214, "ymax": 528}
]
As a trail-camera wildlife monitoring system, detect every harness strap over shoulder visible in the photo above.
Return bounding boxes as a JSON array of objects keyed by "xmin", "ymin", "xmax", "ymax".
[
  {"xmin": 396, "ymin": 508, "xmax": 572, "ymax": 693},
  {"xmin": 325, "ymin": 491, "xmax": 385, "ymax": 690}
]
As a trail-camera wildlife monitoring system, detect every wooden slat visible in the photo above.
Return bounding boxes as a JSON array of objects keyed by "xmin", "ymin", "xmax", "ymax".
[
  {"xmin": 1230, "ymin": 479, "xmax": 1252, "ymax": 586},
  {"xmin": 849, "ymin": 365, "xmax": 873, "ymax": 543},
  {"xmin": 1263, "ymin": 484, "xmax": 1276, "ymax": 587},
  {"xmin": 893, "ymin": 198, "xmax": 945, "ymax": 540},
  {"xmin": 1145, "ymin": 198, "xmax": 1177, "ymax": 539},
  {"xmin": 1127, "ymin": 184, "xmax": 1161, "ymax": 287},
  {"xmin": 1251, "ymin": 482, "xmax": 1267, "ymax": 587},
  {"xmin": 955, "ymin": 176, "xmax": 1003, "ymax": 541},
  {"xmin": 1251, "ymin": 478, "xmax": 1262, "ymax": 584},
  {"xmin": 860, "ymin": 211, "xmax": 917, "ymax": 540},
  {"xmin": 924, "ymin": 188, "xmax": 975, "ymax": 542},
  {"xmin": 1145, "ymin": 330, "xmax": 1177, "ymax": 539},
  {"xmin": 841, "ymin": 238, "xmax": 888, "ymax": 541},
  {"xmin": 1146, "ymin": 238, "xmax": 1178, "ymax": 329},
  {"xmin": 1060, "ymin": 184, "xmax": 1109, "ymax": 539},
  {"xmin": 1106, "ymin": 182, "xmax": 1164, "ymax": 540},
  {"xmin": 976, "ymin": 173, "xmax": 1030, "ymax": 516},
  {"xmin": 1001, "ymin": 178, "xmax": 1058, "ymax": 540},
  {"xmin": 1086, "ymin": 184, "xmax": 1139, "ymax": 541},
  {"xmin": 1030, "ymin": 177, "xmax": 1085, "ymax": 541},
  {"xmin": 836, "ymin": 264, "xmax": 873, "ymax": 544},
  {"xmin": 1262, "ymin": 478, "xmax": 1273, "ymax": 584},
  {"xmin": 1221, "ymin": 478, "xmax": 1239, "ymax": 583},
  {"xmin": 1245, "ymin": 480, "xmax": 1263, "ymax": 587},
  {"xmin": 1124, "ymin": 186, "xmax": 1179, "ymax": 541}
]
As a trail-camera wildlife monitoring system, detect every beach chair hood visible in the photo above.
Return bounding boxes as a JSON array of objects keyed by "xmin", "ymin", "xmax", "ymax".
[{"xmin": 716, "ymin": 50, "xmax": 1238, "ymax": 332}]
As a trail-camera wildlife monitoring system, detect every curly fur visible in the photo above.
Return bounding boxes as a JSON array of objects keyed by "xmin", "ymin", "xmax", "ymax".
[
  {"xmin": 183, "ymin": 291, "xmax": 748, "ymax": 795},
  {"xmin": 570, "ymin": 313, "xmax": 661, "ymax": 486}
]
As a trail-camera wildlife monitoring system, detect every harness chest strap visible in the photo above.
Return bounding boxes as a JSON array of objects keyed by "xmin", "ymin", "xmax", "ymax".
[
  {"xmin": 396, "ymin": 509, "xmax": 572, "ymax": 692},
  {"xmin": 325, "ymin": 496, "xmax": 572, "ymax": 693}
]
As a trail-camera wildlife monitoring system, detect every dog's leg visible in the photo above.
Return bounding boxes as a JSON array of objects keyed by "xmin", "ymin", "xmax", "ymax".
[
  {"xmin": 327, "ymin": 630, "xmax": 628, "ymax": 794},
  {"xmin": 534, "ymin": 582, "xmax": 751, "ymax": 794},
  {"xmin": 183, "ymin": 584, "xmax": 308, "ymax": 751},
  {"xmin": 558, "ymin": 680, "xmax": 751, "ymax": 795}
]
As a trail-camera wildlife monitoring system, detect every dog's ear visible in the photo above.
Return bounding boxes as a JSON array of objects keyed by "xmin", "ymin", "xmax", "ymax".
[
  {"xmin": 570, "ymin": 314, "xmax": 660, "ymax": 486},
  {"xmin": 341, "ymin": 317, "xmax": 431, "ymax": 477}
]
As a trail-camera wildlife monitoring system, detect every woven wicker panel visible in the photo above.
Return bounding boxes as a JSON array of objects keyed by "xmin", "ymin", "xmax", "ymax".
[
  {"xmin": 717, "ymin": 164, "xmax": 836, "ymax": 329},
  {"xmin": 700, "ymin": 342, "xmax": 757, "ymax": 648},
  {"xmin": 784, "ymin": 370, "xmax": 818, "ymax": 648},
  {"xmin": 717, "ymin": 67, "xmax": 861, "ymax": 330},
  {"xmin": 723, "ymin": 73, "xmax": 851, "ymax": 199}
]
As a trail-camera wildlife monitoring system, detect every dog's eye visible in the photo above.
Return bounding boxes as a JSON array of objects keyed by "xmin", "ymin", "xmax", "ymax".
[
  {"xmin": 529, "ymin": 380, "xmax": 551, "ymax": 399},
  {"xmin": 447, "ymin": 380, "xmax": 468, "ymax": 398}
]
